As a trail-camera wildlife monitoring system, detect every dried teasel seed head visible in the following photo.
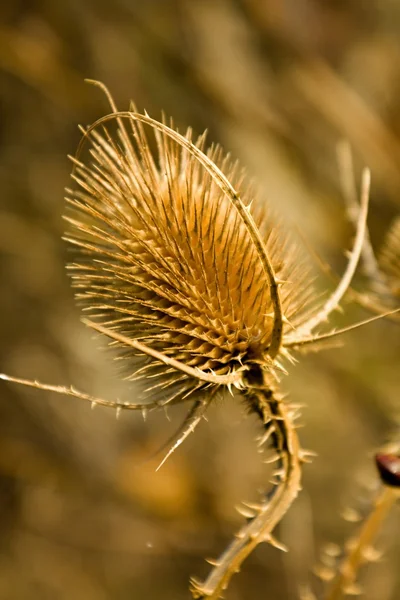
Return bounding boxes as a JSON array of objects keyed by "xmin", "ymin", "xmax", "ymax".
[{"xmin": 64, "ymin": 89, "xmax": 311, "ymax": 406}]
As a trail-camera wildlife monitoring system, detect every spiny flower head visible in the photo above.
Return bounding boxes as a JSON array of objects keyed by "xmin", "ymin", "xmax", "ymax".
[{"xmin": 64, "ymin": 85, "xmax": 312, "ymax": 406}]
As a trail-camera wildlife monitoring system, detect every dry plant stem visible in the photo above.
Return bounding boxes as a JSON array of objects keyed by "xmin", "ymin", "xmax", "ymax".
[
  {"xmin": 155, "ymin": 397, "xmax": 213, "ymax": 471},
  {"xmin": 285, "ymin": 307, "xmax": 400, "ymax": 349},
  {"xmin": 286, "ymin": 168, "xmax": 370, "ymax": 344},
  {"xmin": 324, "ymin": 486, "xmax": 398, "ymax": 600},
  {"xmin": 336, "ymin": 141, "xmax": 388, "ymax": 295},
  {"xmin": 295, "ymin": 223, "xmax": 400, "ymax": 324},
  {"xmin": 190, "ymin": 388, "xmax": 301, "ymax": 599},
  {"xmin": 0, "ymin": 373, "xmax": 156, "ymax": 411}
]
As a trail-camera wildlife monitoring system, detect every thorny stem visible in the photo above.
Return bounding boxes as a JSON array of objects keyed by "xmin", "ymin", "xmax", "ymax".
[
  {"xmin": 294, "ymin": 210, "xmax": 400, "ymax": 323},
  {"xmin": 337, "ymin": 140, "xmax": 390, "ymax": 297},
  {"xmin": 324, "ymin": 486, "xmax": 398, "ymax": 600},
  {"xmin": 287, "ymin": 167, "xmax": 370, "ymax": 343},
  {"xmin": 190, "ymin": 388, "xmax": 302, "ymax": 599}
]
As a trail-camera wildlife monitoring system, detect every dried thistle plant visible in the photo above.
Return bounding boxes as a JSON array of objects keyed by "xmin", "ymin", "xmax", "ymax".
[{"xmin": 0, "ymin": 81, "xmax": 398, "ymax": 599}]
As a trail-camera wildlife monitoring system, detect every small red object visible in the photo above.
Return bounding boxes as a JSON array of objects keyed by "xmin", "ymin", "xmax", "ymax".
[{"xmin": 375, "ymin": 453, "xmax": 400, "ymax": 488}]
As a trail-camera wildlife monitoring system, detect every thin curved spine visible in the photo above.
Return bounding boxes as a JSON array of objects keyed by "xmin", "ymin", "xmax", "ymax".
[
  {"xmin": 284, "ymin": 307, "xmax": 400, "ymax": 350},
  {"xmin": 337, "ymin": 140, "xmax": 389, "ymax": 295},
  {"xmin": 83, "ymin": 319, "xmax": 246, "ymax": 387},
  {"xmin": 154, "ymin": 395, "xmax": 215, "ymax": 471}
]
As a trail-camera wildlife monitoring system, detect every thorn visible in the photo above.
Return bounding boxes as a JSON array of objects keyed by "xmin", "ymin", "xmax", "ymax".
[
  {"xmin": 189, "ymin": 578, "xmax": 205, "ymax": 599},
  {"xmin": 281, "ymin": 315, "xmax": 296, "ymax": 330},
  {"xmin": 265, "ymin": 534, "xmax": 288, "ymax": 552},
  {"xmin": 288, "ymin": 408, "xmax": 302, "ymax": 421},
  {"xmin": 313, "ymin": 564, "xmax": 335, "ymax": 582},
  {"xmin": 341, "ymin": 507, "xmax": 362, "ymax": 523},
  {"xmin": 164, "ymin": 406, "xmax": 171, "ymax": 422},
  {"xmin": 234, "ymin": 377, "xmax": 245, "ymax": 390},
  {"xmin": 116, "ymin": 406, "xmax": 122, "ymax": 420},
  {"xmin": 141, "ymin": 407, "xmax": 148, "ymax": 421},
  {"xmin": 299, "ymin": 448, "xmax": 317, "ymax": 464},
  {"xmin": 269, "ymin": 369, "xmax": 281, "ymax": 383},
  {"xmin": 323, "ymin": 542, "xmax": 341, "ymax": 558},
  {"xmin": 242, "ymin": 501, "xmax": 264, "ymax": 512},
  {"xmin": 236, "ymin": 504, "xmax": 256, "ymax": 519},
  {"xmin": 269, "ymin": 477, "xmax": 281, "ymax": 486},
  {"xmin": 91, "ymin": 401, "xmax": 97, "ymax": 410},
  {"xmin": 257, "ymin": 427, "xmax": 275, "ymax": 448},
  {"xmin": 271, "ymin": 468, "xmax": 286, "ymax": 480},
  {"xmin": 362, "ymin": 545, "xmax": 383, "ymax": 563},
  {"xmin": 343, "ymin": 582, "xmax": 363, "ymax": 596},
  {"xmin": 263, "ymin": 452, "xmax": 281, "ymax": 465},
  {"xmin": 280, "ymin": 347, "xmax": 297, "ymax": 364},
  {"xmin": 205, "ymin": 557, "xmax": 220, "ymax": 567},
  {"xmin": 320, "ymin": 553, "xmax": 336, "ymax": 568},
  {"xmin": 272, "ymin": 360, "xmax": 288, "ymax": 375}
]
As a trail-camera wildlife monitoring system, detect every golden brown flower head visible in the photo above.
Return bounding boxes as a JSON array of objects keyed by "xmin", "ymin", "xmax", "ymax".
[{"xmin": 64, "ymin": 94, "xmax": 311, "ymax": 405}]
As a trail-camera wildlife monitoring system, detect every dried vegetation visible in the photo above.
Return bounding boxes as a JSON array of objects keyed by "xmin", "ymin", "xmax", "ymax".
[{"xmin": 0, "ymin": 2, "xmax": 399, "ymax": 599}]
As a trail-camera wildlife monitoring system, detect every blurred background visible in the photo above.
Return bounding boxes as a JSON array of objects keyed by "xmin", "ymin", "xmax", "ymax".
[{"xmin": 0, "ymin": 1, "xmax": 399, "ymax": 599}]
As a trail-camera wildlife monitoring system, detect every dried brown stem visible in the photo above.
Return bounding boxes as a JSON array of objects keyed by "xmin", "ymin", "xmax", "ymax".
[
  {"xmin": 324, "ymin": 486, "xmax": 398, "ymax": 600},
  {"xmin": 190, "ymin": 388, "xmax": 302, "ymax": 599},
  {"xmin": 287, "ymin": 168, "xmax": 370, "ymax": 343},
  {"xmin": 336, "ymin": 140, "xmax": 389, "ymax": 296}
]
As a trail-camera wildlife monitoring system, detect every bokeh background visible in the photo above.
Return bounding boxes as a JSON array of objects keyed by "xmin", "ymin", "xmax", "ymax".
[{"xmin": 0, "ymin": 1, "xmax": 399, "ymax": 599}]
